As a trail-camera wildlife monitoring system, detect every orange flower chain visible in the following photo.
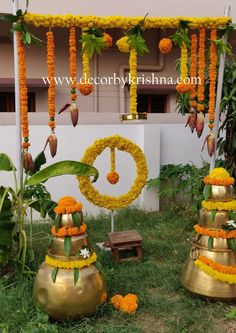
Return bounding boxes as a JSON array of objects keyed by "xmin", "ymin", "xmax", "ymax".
[
  {"xmin": 194, "ymin": 224, "xmax": 236, "ymax": 239},
  {"xmin": 17, "ymin": 32, "xmax": 30, "ymax": 149},
  {"xmin": 47, "ymin": 31, "xmax": 56, "ymax": 130},
  {"xmin": 189, "ymin": 33, "xmax": 197, "ymax": 108},
  {"xmin": 197, "ymin": 28, "xmax": 205, "ymax": 112},
  {"xmin": 107, "ymin": 148, "xmax": 119, "ymax": 185},
  {"xmin": 208, "ymin": 29, "xmax": 218, "ymax": 130},
  {"xmin": 54, "ymin": 196, "xmax": 83, "ymax": 215},
  {"xmin": 198, "ymin": 255, "xmax": 236, "ymax": 275},
  {"xmin": 51, "ymin": 224, "xmax": 87, "ymax": 237},
  {"xmin": 69, "ymin": 26, "xmax": 77, "ymax": 102}
]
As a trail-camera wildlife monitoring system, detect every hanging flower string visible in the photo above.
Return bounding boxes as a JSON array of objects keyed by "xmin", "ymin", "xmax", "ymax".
[
  {"xmin": 107, "ymin": 148, "xmax": 119, "ymax": 184},
  {"xmin": 78, "ymin": 30, "xmax": 93, "ymax": 96},
  {"xmin": 197, "ymin": 28, "xmax": 205, "ymax": 113},
  {"xmin": 208, "ymin": 29, "xmax": 218, "ymax": 131},
  {"xmin": 176, "ymin": 43, "xmax": 192, "ymax": 93},
  {"xmin": 44, "ymin": 30, "xmax": 57, "ymax": 158},
  {"xmin": 17, "ymin": 32, "xmax": 35, "ymax": 173},
  {"xmin": 129, "ymin": 49, "xmax": 138, "ymax": 114},
  {"xmin": 189, "ymin": 33, "xmax": 197, "ymax": 108}
]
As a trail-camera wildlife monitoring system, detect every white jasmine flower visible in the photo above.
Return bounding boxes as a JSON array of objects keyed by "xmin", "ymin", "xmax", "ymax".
[
  {"xmin": 80, "ymin": 248, "xmax": 90, "ymax": 259},
  {"xmin": 227, "ymin": 220, "xmax": 236, "ymax": 229}
]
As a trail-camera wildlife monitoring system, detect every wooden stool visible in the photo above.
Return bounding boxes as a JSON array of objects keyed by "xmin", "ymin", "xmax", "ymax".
[{"xmin": 108, "ymin": 230, "xmax": 143, "ymax": 263}]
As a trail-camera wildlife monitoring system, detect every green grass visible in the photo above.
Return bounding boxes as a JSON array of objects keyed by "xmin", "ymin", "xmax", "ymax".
[{"xmin": 0, "ymin": 206, "xmax": 235, "ymax": 333}]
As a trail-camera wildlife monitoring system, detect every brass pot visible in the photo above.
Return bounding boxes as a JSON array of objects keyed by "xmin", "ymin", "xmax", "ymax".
[
  {"xmin": 197, "ymin": 235, "xmax": 228, "ymax": 250},
  {"xmin": 181, "ymin": 246, "xmax": 236, "ymax": 299},
  {"xmin": 61, "ymin": 212, "xmax": 83, "ymax": 227},
  {"xmin": 208, "ymin": 185, "xmax": 235, "ymax": 201},
  {"xmin": 199, "ymin": 208, "xmax": 229, "ymax": 229},
  {"xmin": 33, "ymin": 262, "xmax": 107, "ymax": 320},
  {"xmin": 50, "ymin": 233, "xmax": 88, "ymax": 256}
]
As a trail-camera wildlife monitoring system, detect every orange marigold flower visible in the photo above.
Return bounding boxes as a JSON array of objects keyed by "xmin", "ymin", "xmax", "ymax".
[
  {"xmin": 111, "ymin": 294, "xmax": 138, "ymax": 314},
  {"xmin": 158, "ymin": 38, "xmax": 172, "ymax": 54},
  {"xmin": 107, "ymin": 171, "xmax": 120, "ymax": 184},
  {"xmin": 78, "ymin": 82, "xmax": 93, "ymax": 96},
  {"xmin": 176, "ymin": 83, "xmax": 193, "ymax": 94},
  {"xmin": 51, "ymin": 224, "xmax": 87, "ymax": 237},
  {"xmin": 54, "ymin": 196, "xmax": 83, "ymax": 214},
  {"xmin": 103, "ymin": 33, "xmax": 112, "ymax": 48}
]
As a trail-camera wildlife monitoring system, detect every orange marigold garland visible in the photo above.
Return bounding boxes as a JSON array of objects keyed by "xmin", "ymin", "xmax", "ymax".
[
  {"xmin": 189, "ymin": 33, "xmax": 198, "ymax": 108},
  {"xmin": 197, "ymin": 28, "xmax": 205, "ymax": 113},
  {"xmin": 194, "ymin": 224, "xmax": 236, "ymax": 239},
  {"xmin": 176, "ymin": 43, "xmax": 193, "ymax": 94},
  {"xmin": 54, "ymin": 196, "xmax": 83, "ymax": 215},
  {"xmin": 44, "ymin": 31, "xmax": 57, "ymax": 158},
  {"xmin": 78, "ymin": 31, "xmax": 93, "ymax": 96},
  {"xmin": 51, "ymin": 224, "xmax": 87, "ymax": 237},
  {"xmin": 17, "ymin": 32, "xmax": 35, "ymax": 173},
  {"xmin": 208, "ymin": 29, "xmax": 218, "ymax": 131},
  {"xmin": 197, "ymin": 255, "xmax": 236, "ymax": 275}
]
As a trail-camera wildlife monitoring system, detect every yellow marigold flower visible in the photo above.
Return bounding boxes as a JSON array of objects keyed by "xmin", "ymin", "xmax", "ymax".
[{"xmin": 116, "ymin": 36, "xmax": 130, "ymax": 53}]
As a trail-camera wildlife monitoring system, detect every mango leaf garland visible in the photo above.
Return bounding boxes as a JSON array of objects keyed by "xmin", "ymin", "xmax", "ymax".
[
  {"xmin": 125, "ymin": 14, "xmax": 149, "ymax": 56},
  {"xmin": 80, "ymin": 28, "xmax": 106, "ymax": 58}
]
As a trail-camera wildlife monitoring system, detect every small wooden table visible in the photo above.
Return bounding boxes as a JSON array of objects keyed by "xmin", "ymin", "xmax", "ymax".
[{"xmin": 108, "ymin": 230, "xmax": 143, "ymax": 263}]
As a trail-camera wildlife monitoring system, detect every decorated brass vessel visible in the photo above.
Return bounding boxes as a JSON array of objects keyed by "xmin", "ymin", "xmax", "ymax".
[
  {"xmin": 33, "ymin": 208, "xmax": 107, "ymax": 320},
  {"xmin": 181, "ymin": 182, "xmax": 236, "ymax": 299}
]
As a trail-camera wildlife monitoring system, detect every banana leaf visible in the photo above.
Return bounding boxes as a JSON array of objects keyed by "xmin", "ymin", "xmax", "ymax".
[
  {"xmin": 0, "ymin": 153, "xmax": 16, "ymax": 172},
  {"xmin": 26, "ymin": 160, "xmax": 99, "ymax": 186}
]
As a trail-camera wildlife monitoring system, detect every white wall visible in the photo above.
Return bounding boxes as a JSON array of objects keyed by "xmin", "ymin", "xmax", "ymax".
[{"xmin": 0, "ymin": 123, "xmax": 211, "ymax": 216}]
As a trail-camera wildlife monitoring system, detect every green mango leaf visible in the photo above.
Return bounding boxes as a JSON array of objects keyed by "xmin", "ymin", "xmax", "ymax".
[
  {"xmin": 0, "ymin": 153, "xmax": 16, "ymax": 172},
  {"xmin": 203, "ymin": 185, "xmax": 212, "ymax": 200},
  {"xmin": 0, "ymin": 14, "xmax": 18, "ymax": 23},
  {"xmin": 26, "ymin": 161, "xmax": 99, "ymax": 185},
  {"xmin": 48, "ymin": 234, "xmax": 53, "ymax": 247},
  {"xmin": 64, "ymin": 237, "xmax": 71, "ymax": 257},
  {"xmin": 54, "ymin": 214, "xmax": 62, "ymax": 232},
  {"xmin": 51, "ymin": 267, "xmax": 59, "ymax": 283},
  {"xmin": 25, "ymin": 31, "xmax": 31, "ymax": 45},
  {"xmin": 227, "ymin": 238, "xmax": 236, "ymax": 252},
  {"xmin": 196, "ymin": 234, "xmax": 202, "ymax": 242},
  {"xmin": 225, "ymin": 307, "xmax": 236, "ymax": 319},
  {"xmin": 74, "ymin": 268, "xmax": 79, "ymax": 286},
  {"xmin": 208, "ymin": 236, "xmax": 214, "ymax": 251},
  {"xmin": 72, "ymin": 212, "xmax": 81, "ymax": 228},
  {"xmin": 210, "ymin": 209, "xmax": 217, "ymax": 221},
  {"xmin": 228, "ymin": 211, "xmax": 236, "ymax": 220}
]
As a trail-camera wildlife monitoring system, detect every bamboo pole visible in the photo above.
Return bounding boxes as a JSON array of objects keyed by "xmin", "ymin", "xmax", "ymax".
[
  {"xmin": 13, "ymin": 0, "xmax": 22, "ymax": 185},
  {"xmin": 210, "ymin": 5, "xmax": 231, "ymax": 170}
]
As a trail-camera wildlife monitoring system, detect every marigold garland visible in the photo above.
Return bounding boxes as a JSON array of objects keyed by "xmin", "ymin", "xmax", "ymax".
[
  {"xmin": 17, "ymin": 32, "xmax": 30, "ymax": 149},
  {"xmin": 45, "ymin": 251, "xmax": 97, "ymax": 269},
  {"xmin": 202, "ymin": 200, "xmax": 236, "ymax": 211},
  {"xmin": 46, "ymin": 31, "xmax": 56, "ymax": 130},
  {"xmin": 195, "ymin": 258, "xmax": 236, "ymax": 284},
  {"xmin": 158, "ymin": 38, "xmax": 172, "ymax": 54},
  {"xmin": 111, "ymin": 294, "xmax": 138, "ymax": 313},
  {"xmin": 189, "ymin": 33, "xmax": 197, "ymax": 108},
  {"xmin": 78, "ymin": 31, "xmax": 93, "ymax": 96},
  {"xmin": 197, "ymin": 28, "xmax": 205, "ymax": 112},
  {"xmin": 176, "ymin": 43, "xmax": 192, "ymax": 93},
  {"xmin": 69, "ymin": 26, "xmax": 77, "ymax": 102},
  {"xmin": 51, "ymin": 224, "xmax": 87, "ymax": 237},
  {"xmin": 54, "ymin": 196, "xmax": 83, "ymax": 215},
  {"xmin": 198, "ymin": 255, "xmax": 236, "ymax": 275},
  {"xmin": 107, "ymin": 148, "xmax": 119, "ymax": 184},
  {"xmin": 24, "ymin": 14, "xmax": 231, "ymax": 29},
  {"xmin": 208, "ymin": 29, "xmax": 218, "ymax": 130},
  {"xmin": 129, "ymin": 49, "xmax": 138, "ymax": 114},
  {"xmin": 194, "ymin": 224, "xmax": 236, "ymax": 239},
  {"xmin": 78, "ymin": 135, "xmax": 148, "ymax": 210}
]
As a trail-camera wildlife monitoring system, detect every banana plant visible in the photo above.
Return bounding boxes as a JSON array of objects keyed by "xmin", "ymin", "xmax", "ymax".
[{"xmin": 0, "ymin": 151, "xmax": 99, "ymax": 271}]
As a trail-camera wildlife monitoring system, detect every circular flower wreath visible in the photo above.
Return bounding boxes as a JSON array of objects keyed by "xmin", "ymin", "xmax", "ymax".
[{"xmin": 78, "ymin": 135, "xmax": 148, "ymax": 210}]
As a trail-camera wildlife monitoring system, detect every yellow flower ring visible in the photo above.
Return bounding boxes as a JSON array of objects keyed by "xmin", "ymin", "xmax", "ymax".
[{"xmin": 78, "ymin": 135, "xmax": 148, "ymax": 210}]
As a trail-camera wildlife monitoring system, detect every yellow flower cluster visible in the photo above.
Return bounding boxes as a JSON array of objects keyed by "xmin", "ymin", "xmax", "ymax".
[
  {"xmin": 111, "ymin": 294, "xmax": 138, "ymax": 313},
  {"xmin": 195, "ymin": 258, "xmax": 236, "ymax": 284},
  {"xmin": 24, "ymin": 13, "xmax": 231, "ymax": 29},
  {"xmin": 207, "ymin": 167, "xmax": 231, "ymax": 179},
  {"xmin": 202, "ymin": 200, "xmax": 236, "ymax": 211},
  {"xmin": 129, "ymin": 49, "xmax": 138, "ymax": 114},
  {"xmin": 180, "ymin": 43, "xmax": 188, "ymax": 80},
  {"xmin": 204, "ymin": 167, "xmax": 235, "ymax": 186},
  {"xmin": 78, "ymin": 135, "xmax": 148, "ymax": 210},
  {"xmin": 45, "ymin": 252, "xmax": 97, "ymax": 269},
  {"xmin": 116, "ymin": 36, "xmax": 130, "ymax": 53}
]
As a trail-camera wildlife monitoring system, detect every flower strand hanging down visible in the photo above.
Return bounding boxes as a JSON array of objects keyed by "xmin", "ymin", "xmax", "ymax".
[
  {"xmin": 107, "ymin": 148, "xmax": 119, "ymax": 184},
  {"xmin": 44, "ymin": 30, "xmax": 57, "ymax": 158},
  {"xmin": 189, "ymin": 33, "xmax": 197, "ymax": 109},
  {"xmin": 129, "ymin": 49, "xmax": 138, "ymax": 114},
  {"xmin": 17, "ymin": 32, "xmax": 35, "ymax": 173},
  {"xmin": 195, "ymin": 28, "xmax": 206, "ymax": 138},
  {"xmin": 58, "ymin": 27, "xmax": 79, "ymax": 127},
  {"xmin": 202, "ymin": 29, "xmax": 218, "ymax": 157}
]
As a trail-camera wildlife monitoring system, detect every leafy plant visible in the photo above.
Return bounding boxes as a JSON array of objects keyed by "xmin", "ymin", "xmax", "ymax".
[
  {"xmin": 147, "ymin": 163, "xmax": 210, "ymax": 209},
  {"xmin": 125, "ymin": 14, "xmax": 149, "ymax": 56},
  {"xmin": 171, "ymin": 20, "xmax": 191, "ymax": 48},
  {"xmin": 218, "ymin": 61, "xmax": 236, "ymax": 176},
  {"xmin": 0, "ymin": 1, "xmax": 42, "ymax": 46},
  {"xmin": 80, "ymin": 27, "xmax": 106, "ymax": 58},
  {"xmin": 0, "ymin": 152, "xmax": 99, "ymax": 272}
]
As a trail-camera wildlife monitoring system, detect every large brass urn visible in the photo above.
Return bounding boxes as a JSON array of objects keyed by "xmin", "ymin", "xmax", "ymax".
[
  {"xmin": 181, "ymin": 168, "xmax": 236, "ymax": 299},
  {"xmin": 33, "ymin": 197, "xmax": 107, "ymax": 320}
]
